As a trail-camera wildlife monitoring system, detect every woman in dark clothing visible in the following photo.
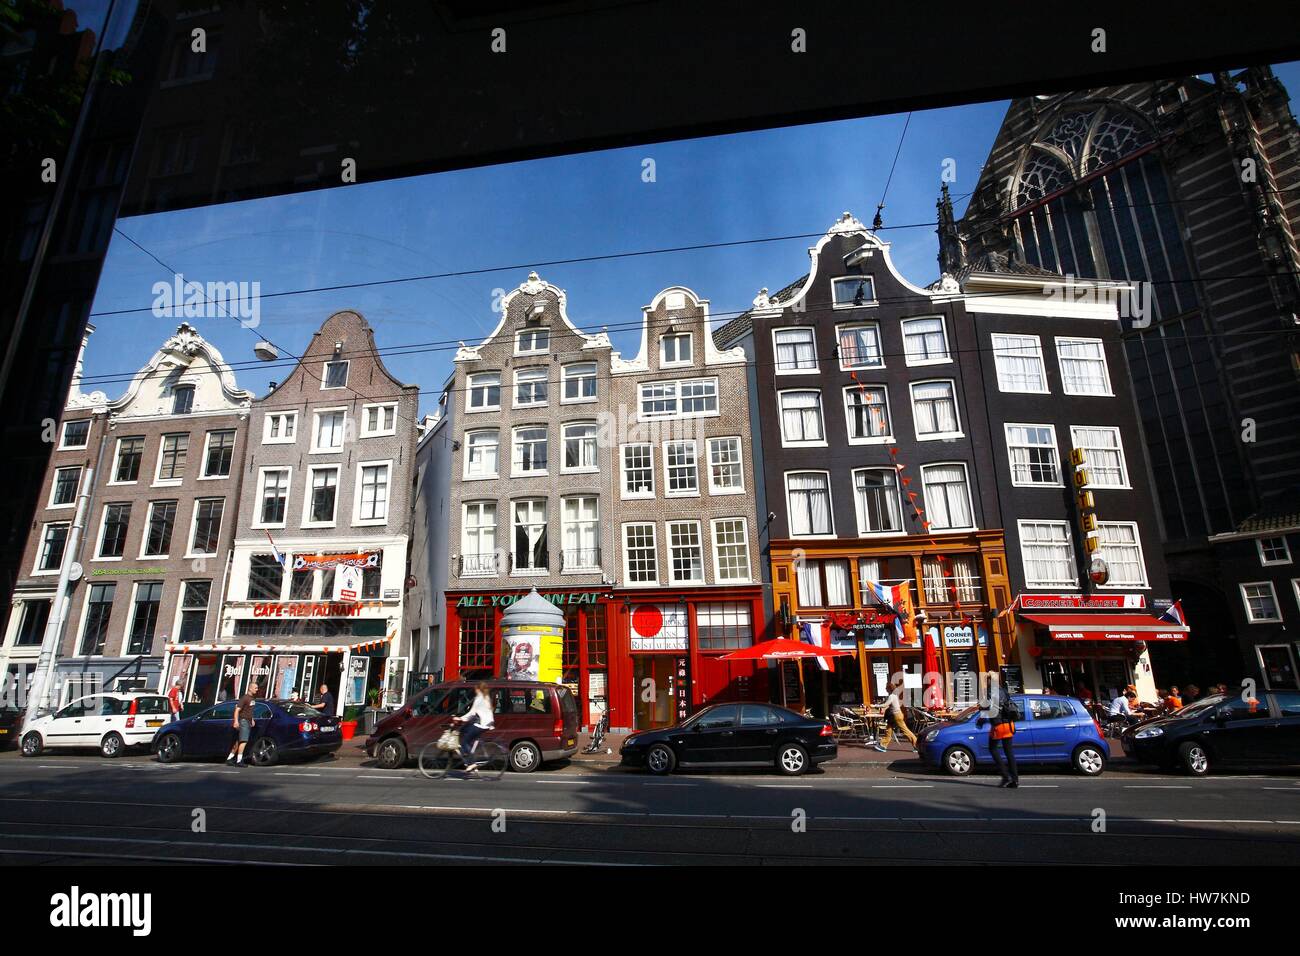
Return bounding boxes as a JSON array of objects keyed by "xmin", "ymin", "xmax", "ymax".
[{"xmin": 979, "ymin": 681, "xmax": 1020, "ymax": 788}]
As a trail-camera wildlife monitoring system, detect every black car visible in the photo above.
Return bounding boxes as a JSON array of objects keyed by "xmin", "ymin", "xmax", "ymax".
[
  {"xmin": 151, "ymin": 698, "xmax": 342, "ymax": 766},
  {"xmin": 1122, "ymin": 691, "xmax": 1300, "ymax": 775},
  {"xmin": 620, "ymin": 702, "xmax": 837, "ymax": 775},
  {"xmin": 0, "ymin": 708, "xmax": 22, "ymax": 749}
]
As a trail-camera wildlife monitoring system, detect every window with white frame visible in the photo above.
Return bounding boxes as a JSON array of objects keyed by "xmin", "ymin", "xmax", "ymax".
[
  {"xmin": 50, "ymin": 466, "xmax": 81, "ymax": 507},
  {"xmin": 188, "ymin": 498, "xmax": 224, "ymax": 556},
  {"xmin": 356, "ymin": 463, "xmax": 390, "ymax": 523},
  {"xmin": 774, "ymin": 328, "xmax": 817, "ymax": 373},
  {"xmin": 561, "ymin": 362, "xmax": 596, "ymax": 402},
  {"xmin": 177, "ymin": 581, "xmax": 211, "ymax": 642},
  {"xmin": 60, "ymin": 419, "xmax": 90, "ymax": 449},
  {"xmin": 667, "ymin": 521, "xmax": 704, "ymax": 583},
  {"xmin": 313, "ymin": 410, "xmax": 346, "ymax": 452},
  {"xmin": 1097, "ymin": 521, "xmax": 1147, "ymax": 587},
  {"xmin": 467, "ymin": 372, "xmax": 501, "ymax": 411},
  {"xmin": 858, "ymin": 558, "xmax": 881, "ymax": 603},
  {"xmin": 796, "ymin": 559, "xmax": 852, "ymax": 608},
  {"xmin": 951, "ymin": 556, "xmax": 981, "ymax": 603},
  {"xmin": 707, "ymin": 437, "xmax": 744, "ymax": 493},
  {"xmin": 621, "ymin": 444, "xmax": 654, "ymax": 498},
  {"xmin": 514, "ymin": 367, "xmax": 548, "ymax": 407},
  {"xmin": 910, "ymin": 381, "xmax": 960, "ymax": 438},
  {"xmin": 36, "ymin": 522, "xmax": 69, "ymax": 572},
  {"xmin": 256, "ymin": 468, "xmax": 289, "ymax": 526},
  {"xmin": 853, "ymin": 468, "xmax": 902, "ymax": 534},
  {"xmin": 711, "ymin": 518, "xmax": 751, "ymax": 582},
  {"xmin": 156, "ymin": 434, "xmax": 188, "ymax": 481},
  {"xmin": 1258, "ymin": 536, "xmax": 1292, "ymax": 566},
  {"xmin": 901, "ymin": 316, "xmax": 950, "ymax": 364},
  {"xmin": 171, "ymin": 384, "xmax": 194, "ymax": 414},
  {"xmin": 202, "ymin": 430, "xmax": 236, "ymax": 478},
  {"xmin": 1019, "ymin": 520, "xmax": 1077, "ymax": 587},
  {"xmin": 1241, "ymin": 582, "xmax": 1281, "ymax": 623},
  {"xmin": 832, "ymin": 275, "xmax": 876, "ymax": 308},
  {"xmin": 463, "ymin": 430, "xmax": 499, "ymax": 479},
  {"xmin": 462, "ymin": 502, "xmax": 497, "ymax": 574},
  {"xmin": 516, "ymin": 327, "xmax": 550, "ymax": 355},
  {"xmin": 323, "ymin": 360, "xmax": 349, "ymax": 389},
  {"xmin": 844, "ymin": 385, "xmax": 891, "ymax": 441},
  {"xmin": 639, "ymin": 378, "xmax": 718, "ymax": 419},
  {"xmin": 307, "ymin": 466, "xmax": 339, "ymax": 524},
  {"xmin": 562, "ymin": 422, "xmax": 598, "ymax": 472},
  {"xmin": 512, "ymin": 499, "xmax": 548, "ymax": 572},
  {"xmin": 661, "ymin": 331, "xmax": 693, "ymax": 366},
  {"xmin": 143, "ymin": 501, "xmax": 177, "ymax": 556},
  {"xmin": 779, "ymin": 390, "xmax": 825, "ymax": 445},
  {"xmin": 837, "ymin": 323, "xmax": 883, "ymax": 369},
  {"xmin": 992, "ymin": 333, "xmax": 1048, "ymax": 393},
  {"xmin": 921, "ymin": 463, "xmax": 974, "ymax": 530},
  {"xmin": 623, "ymin": 523, "xmax": 658, "ymax": 584},
  {"xmin": 1006, "ymin": 424, "xmax": 1061, "ymax": 485},
  {"xmin": 561, "ymin": 496, "xmax": 599, "ymax": 571},
  {"xmin": 923, "ymin": 558, "xmax": 951, "ymax": 604},
  {"xmin": 1070, "ymin": 425, "xmax": 1129, "ymax": 487},
  {"xmin": 362, "ymin": 403, "xmax": 397, "ymax": 437},
  {"xmin": 787, "ymin": 472, "xmax": 832, "ymax": 536},
  {"xmin": 112, "ymin": 437, "xmax": 144, "ymax": 483},
  {"xmin": 512, "ymin": 426, "xmax": 548, "ymax": 475},
  {"xmin": 664, "ymin": 440, "xmax": 698, "ymax": 496},
  {"xmin": 1057, "ymin": 337, "xmax": 1112, "ymax": 395},
  {"xmin": 263, "ymin": 411, "xmax": 297, "ymax": 444},
  {"xmin": 97, "ymin": 503, "xmax": 131, "ymax": 559}
]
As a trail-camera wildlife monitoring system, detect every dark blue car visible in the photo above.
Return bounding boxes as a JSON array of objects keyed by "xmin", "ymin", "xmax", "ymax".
[
  {"xmin": 917, "ymin": 694, "xmax": 1110, "ymax": 776},
  {"xmin": 151, "ymin": 698, "xmax": 342, "ymax": 766}
]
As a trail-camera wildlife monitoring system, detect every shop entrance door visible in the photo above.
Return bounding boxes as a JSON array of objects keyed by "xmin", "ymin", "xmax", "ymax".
[{"xmin": 633, "ymin": 656, "xmax": 676, "ymax": 730}]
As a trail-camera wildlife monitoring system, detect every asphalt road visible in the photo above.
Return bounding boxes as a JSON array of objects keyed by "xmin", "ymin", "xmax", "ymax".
[{"xmin": 1, "ymin": 751, "xmax": 1298, "ymax": 864}]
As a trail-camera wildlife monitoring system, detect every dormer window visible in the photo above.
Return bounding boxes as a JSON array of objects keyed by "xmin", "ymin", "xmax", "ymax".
[
  {"xmin": 516, "ymin": 328, "xmax": 550, "ymax": 355},
  {"xmin": 323, "ymin": 360, "xmax": 349, "ymax": 389},
  {"xmin": 172, "ymin": 385, "xmax": 195, "ymax": 415},
  {"xmin": 661, "ymin": 331, "xmax": 693, "ymax": 367},
  {"xmin": 832, "ymin": 276, "xmax": 876, "ymax": 308}
]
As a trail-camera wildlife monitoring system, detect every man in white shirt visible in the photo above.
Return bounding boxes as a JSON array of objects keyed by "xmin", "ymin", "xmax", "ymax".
[{"xmin": 872, "ymin": 682, "xmax": 917, "ymax": 753}]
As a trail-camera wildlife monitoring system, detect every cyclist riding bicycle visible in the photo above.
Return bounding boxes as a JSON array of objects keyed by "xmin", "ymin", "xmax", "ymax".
[{"xmin": 452, "ymin": 682, "xmax": 495, "ymax": 775}]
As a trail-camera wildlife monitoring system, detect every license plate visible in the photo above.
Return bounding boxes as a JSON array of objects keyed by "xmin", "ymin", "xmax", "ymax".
[
  {"xmin": 0, "ymin": 729, "xmax": 8, "ymax": 735},
  {"xmin": 566, "ymin": 738, "xmax": 575, "ymax": 747},
  {"xmin": 146, "ymin": 719, "xmax": 164, "ymax": 727}
]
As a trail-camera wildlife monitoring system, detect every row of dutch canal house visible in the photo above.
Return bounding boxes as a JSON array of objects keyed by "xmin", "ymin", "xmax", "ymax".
[{"xmin": 2, "ymin": 312, "xmax": 419, "ymax": 717}]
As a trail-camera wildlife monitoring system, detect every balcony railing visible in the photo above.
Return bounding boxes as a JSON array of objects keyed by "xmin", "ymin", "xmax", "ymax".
[
  {"xmin": 561, "ymin": 548, "xmax": 601, "ymax": 572},
  {"xmin": 459, "ymin": 553, "xmax": 500, "ymax": 576},
  {"xmin": 509, "ymin": 552, "xmax": 549, "ymax": 574}
]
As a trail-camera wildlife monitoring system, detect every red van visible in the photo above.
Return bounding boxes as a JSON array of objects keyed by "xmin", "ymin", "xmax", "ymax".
[{"xmin": 366, "ymin": 680, "xmax": 580, "ymax": 773}]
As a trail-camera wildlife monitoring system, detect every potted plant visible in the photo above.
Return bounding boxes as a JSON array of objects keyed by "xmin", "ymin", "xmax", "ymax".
[
  {"xmin": 340, "ymin": 705, "xmax": 362, "ymax": 741},
  {"xmin": 364, "ymin": 687, "xmax": 384, "ymax": 732}
]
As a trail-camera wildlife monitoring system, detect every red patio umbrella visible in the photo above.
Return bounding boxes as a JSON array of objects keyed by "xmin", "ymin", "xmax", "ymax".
[
  {"xmin": 721, "ymin": 639, "xmax": 851, "ymax": 708},
  {"xmin": 922, "ymin": 629, "xmax": 945, "ymax": 710}
]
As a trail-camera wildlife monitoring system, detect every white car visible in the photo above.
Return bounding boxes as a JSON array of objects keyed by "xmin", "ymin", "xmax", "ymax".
[{"xmin": 21, "ymin": 692, "xmax": 173, "ymax": 758}]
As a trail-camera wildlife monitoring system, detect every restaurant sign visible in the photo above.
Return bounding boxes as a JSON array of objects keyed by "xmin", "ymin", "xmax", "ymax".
[
  {"xmin": 1018, "ymin": 593, "xmax": 1145, "ymax": 610},
  {"xmin": 293, "ymin": 552, "xmax": 380, "ymax": 571},
  {"xmin": 456, "ymin": 591, "xmax": 602, "ymax": 608},
  {"xmin": 252, "ymin": 602, "xmax": 370, "ymax": 618}
]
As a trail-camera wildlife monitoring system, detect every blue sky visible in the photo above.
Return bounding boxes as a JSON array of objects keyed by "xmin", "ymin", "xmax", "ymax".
[{"xmin": 81, "ymin": 60, "xmax": 1300, "ymax": 417}]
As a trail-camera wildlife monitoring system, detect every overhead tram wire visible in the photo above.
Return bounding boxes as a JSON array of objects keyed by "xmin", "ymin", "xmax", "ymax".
[
  {"xmin": 873, "ymin": 111, "xmax": 913, "ymax": 231},
  {"xmin": 87, "ymin": 184, "xmax": 1300, "ymax": 320},
  {"xmin": 72, "ymin": 267, "xmax": 1300, "ymax": 392}
]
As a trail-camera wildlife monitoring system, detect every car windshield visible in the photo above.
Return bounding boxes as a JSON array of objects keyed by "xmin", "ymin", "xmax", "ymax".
[
  {"xmin": 953, "ymin": 705, "xmax": 980, "ymax": 722},
  {"xmin": 1177, "ymin": 694, "xmax": 1229, "ymax": 719},
  {"xmin": 280, "ymin": 702, "xmax": 323, "ymax": 718}
]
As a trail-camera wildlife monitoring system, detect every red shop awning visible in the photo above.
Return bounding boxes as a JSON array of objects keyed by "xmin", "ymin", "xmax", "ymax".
[{"xmin": 1020, "ymin": 613, "xmax": 1189, "ymax": 642}]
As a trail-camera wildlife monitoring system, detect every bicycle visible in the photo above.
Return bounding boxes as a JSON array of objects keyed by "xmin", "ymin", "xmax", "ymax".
[
  {"xmin": 418, "ymin": 726, "xmax": 508, "ymax": 780},
  {"xmin": 582, "ymin": 696, "xmax": 611, "ymax": 755}
]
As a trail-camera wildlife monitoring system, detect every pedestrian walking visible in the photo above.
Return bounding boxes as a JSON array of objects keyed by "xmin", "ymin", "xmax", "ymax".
[
  {"xmin": 872, "ymin": 680, "xmax": 917, "ymax": 753},
  {"xmin": 980, "ymin": 680, "xmax": 1019, "ymax": 788},
  {"xmin": 227, "ymin": 682, "xmax": 259, "ymax": 766}
]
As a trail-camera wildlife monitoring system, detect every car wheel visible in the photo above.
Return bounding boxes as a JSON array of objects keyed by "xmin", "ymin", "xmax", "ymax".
[
  {"xmin": 508, "ymin": 741, "xmax": 542, "ymax": 773},
  {"xmin": 645, "ymin": 743, "xmax": 676, "ymax": 775},
  {"xmin": 250, "ymin": 736, "xmax": 279, "ymax": 767},
  {"xmin": 20, "ymin": 732, "xmax": 43, "ymax": 757},
  {"xmin": 375, "ymin": 737, "xmax": 407, "ymax": 770},
  {"xmin": 1179, "ymin": 741, "xmax": 1210, "ymax": 777},
  {"xmin": 942, "ymin": 745, "xmax": 975, "ymax": 776},
  {"xmin": 776, "ymin": 743, "xmax": 809, "ymax": 776},
  {"xmin": 100, "ymin": 732, "xmax": 124, "ymax": 759},
  {"xmin": 157, "ymin": 733, "xmax": 183, "ymax": 763},
  {"xmin": 1072, "ymin": 743, "xmax": 1106, "ymax": 776}
]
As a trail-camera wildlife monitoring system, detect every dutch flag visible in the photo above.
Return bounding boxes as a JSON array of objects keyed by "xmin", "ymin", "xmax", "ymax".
[{"xmin": 1160, "ymin": 600, "xmax": 1187, "ymax": 627}]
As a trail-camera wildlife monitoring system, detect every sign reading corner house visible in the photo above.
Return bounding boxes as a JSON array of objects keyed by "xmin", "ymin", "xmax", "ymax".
[{"xmin": 293, "ymin": 551, "xmax": 379, "ymax": 571}]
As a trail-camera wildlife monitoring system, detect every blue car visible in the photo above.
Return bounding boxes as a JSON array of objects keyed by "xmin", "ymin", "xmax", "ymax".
[
  {"xmin": 917, "ymin": 694, "xmax": 1110, "ymax": 777},
  {"xmin": 151, "ymin": 698, "xmax": 342, "ymax": 766}
]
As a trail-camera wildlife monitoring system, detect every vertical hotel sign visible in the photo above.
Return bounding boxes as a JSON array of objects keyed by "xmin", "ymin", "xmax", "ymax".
[{"xmin": 1070, "ymin": 447, "xmax": 1108, "ymax": 585}]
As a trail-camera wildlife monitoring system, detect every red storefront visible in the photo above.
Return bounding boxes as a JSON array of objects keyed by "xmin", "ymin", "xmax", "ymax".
[{"xmin": 444, "ymin": 585, "xmax": 768, "ymax": 733}]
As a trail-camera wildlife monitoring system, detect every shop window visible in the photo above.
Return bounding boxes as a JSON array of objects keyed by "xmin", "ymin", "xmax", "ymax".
[
  {"xmin": 248, "ymin": 554, "xmax": 284, "ymax": 600},
  {"xmin": 696, "ymin": 602, "xmax": 753, "ymax": 650}
]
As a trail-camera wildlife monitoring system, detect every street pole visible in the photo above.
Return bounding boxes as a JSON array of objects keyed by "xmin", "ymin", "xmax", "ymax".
[{"xmin": 21, "ymin": 466, "xmax": 95, "ymax": 733}]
